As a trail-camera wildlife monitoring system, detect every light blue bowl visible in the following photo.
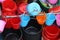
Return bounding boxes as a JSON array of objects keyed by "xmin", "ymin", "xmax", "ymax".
[
  {"xmin": 46, "ymin": 13, "xmax": 56, "ymax": 26},
  {"xmin": 27, "ymin": 2, "xmax": 42, "ymax": 16},
  {"xmin": 20, "ymin": 14, "xmax": 30, "ymax": 27}
]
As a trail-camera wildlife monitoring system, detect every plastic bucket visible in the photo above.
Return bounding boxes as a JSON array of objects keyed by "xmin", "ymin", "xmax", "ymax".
[
  {"xmin": 21, "ymin": 17, "xmax": 42, "ymax": 40},
  {"xmin": 45, "ymin": 25, "xmax": 59, "ymax": 39},
  {"xmin": 10, "ymin": 17, "xmax": 21, "ymax": 30},
  {"xmin": 56, "ymin": 14, "xmax": 60, "ymax": 26},
  {"xmin": 47, "ymin": 0, "xmax": 58, "ymax": 5},
  {"xmin": 36, "ymin": 12, "xmax": 46, "ymax": 25},
  {"xmin": 20, "ymin": 14, "xmax": 30, "ymax": 27},
  {"xmin": 2, "ymin": 12, "xmax": 16, "ymax": 29},
  {"xmin": 42, "ymin": 29, "xmax": 57, "ymax": 40},
  {"xmin": 48, "ymin": 6, "xmax": 60, "ymax": 13},
  {"xmin": 3, "ymin": 29, "xmax": 22, "ymax": 40},
  {"xmin": 18, "ymin": 3, "xmax": 27, "ymax": 14},
  {"xmin": 38, "ymin": 0, "xmax": 49, "ymax": 12},
  {"xmin": 27, "ymin": 2, "xmax": 41, "ymax": 16},
  {"xmin": 2, "ymin": 1, "xmax": 17, "ymax": 13},
  {"xmin": 0, "ymin": 20, "xmax": 6, "ymax": 33},
  {"xmin": 46, "ymin": 13, "xmax": 56, "ymax": 26}
]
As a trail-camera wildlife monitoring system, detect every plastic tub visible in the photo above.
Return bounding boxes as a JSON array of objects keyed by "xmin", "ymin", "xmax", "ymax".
[
  {"xmin": 2, "ymin": 1, "xmax": 17, "ymax": 13},
  {"xmin": 10, "ymin": 17, "xmax": 21, "ymax": 30},
  {"xmin": 36, "ymin": 12, "xmax": 46, "ymax": 25},
  {"xmin": 20, "ymin": 14, "xmax": 30, "ymax": 27},
  {"xmin": 0, "ymin": 20, "xmax": 6, "ymax": 33},
  {"xmin": 56, "ymin": 14, "xmax": 60, "ymax": 26},
  {"xmin": 21, "ymin": 18, "xmax": 42, "ymax": 40},
  {"xmin": 27, "ymin": 2, "xmax": 41, "ymax": 16},
  {"xmin": 38, "ymin": 0, "xmax": 49, "ymax": 12},
  {"xmin": 18, "ymin": 3, "xmax": 27, "ymax": 14},
  {"xmin": 46, "ymin": 13, "xmax": 56, "ymax": 26},
  {"xmin": 2, "ymin": 12, "xmax": 16, "ymax": 29},
  {"xmin": 42, "ymin": 30, "xmax": 57, "ymax": 40},
  {"xmin": 48, "ymin": 6, "xmax": 60, "ymax": 13},
  {"xmin": 45, "ymin": 25, "xmax": 59, "ymax": 38},
  {"xmin": 3, "ymin": 29, "xmax": 22, "ymax": 40}
]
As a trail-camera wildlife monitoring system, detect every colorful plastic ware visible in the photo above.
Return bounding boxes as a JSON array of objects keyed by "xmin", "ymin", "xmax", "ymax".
[
  {"xmin": 27, "ymin": 2, "xmax": 41, "ymax": 16},
  {"xmin": 36, "ymin": 12, "xmax": 46, "ymax": 25},
  {"xmin": 18, "ymin": 3, "xmax": 27, "ymax": 14},
  {"xmin": 0, "ymin": 0, "xmax": 5, "ymax": 3},
  {"xmin": 42, "ymin": 25, "xmax": 59, "ymax": 40},
  {"xmin": 10, "ymin": 17, "xmax": 21, "ymax": 30},
  {"xmin": 0, "ymin": 20, "xmax": 6, "ymax": 33},
  {"xmin": 20, "ymin": 14, "xmax": 30, "ymax": 27},
  {"xmin": 46, "ymin": 13, "xmax": 56, "ymax": 26},
  {"xmin": 2, "ymin": 1, "xmax": 17, "ymax": 14},
  {"xmin": 45, "ymin": 25, "xmax": 59, "ymax": 39},
  {"xmin": 48, "ymin": 6, "xmax": 60, "ymax": 13},
  {"xmin": 47, "ymin": 0, "xmax": 58, "ymax": 5},
  {"xmin": 56, "ymin": 14, "xmax": 60, "ymax": 26}
]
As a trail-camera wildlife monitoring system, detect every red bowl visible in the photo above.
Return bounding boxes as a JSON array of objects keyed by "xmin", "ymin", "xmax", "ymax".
[
  {"xmin": 18, "ymin": 3, "xmax": 27, "ymax": 14},
  {"xmin": 2, "ymin": 0, "xmax": 17, "ymax": 12},
  {"xmin": 45, "ymin": 25, "xmax": 59, "ymax": 37},
  {"xmin": 10, "ymin": 17, "xmax": 21, "ymax": 30}
]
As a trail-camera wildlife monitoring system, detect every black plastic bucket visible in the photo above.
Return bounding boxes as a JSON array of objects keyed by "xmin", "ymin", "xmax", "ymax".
[
  {"xmin": 21, "ymin": 17, "xmax": 42, "ymax": 40},
  {"xmin": 2, "ymin": 28, "xmax": 22, "ymax": 40}
]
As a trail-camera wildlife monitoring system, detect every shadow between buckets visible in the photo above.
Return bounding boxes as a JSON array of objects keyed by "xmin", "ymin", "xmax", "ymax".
[
  {"xmin": 2, "ymin": 28, "xmax": 22, "ymax": 40},
  {"xmin": 21, "ymin": 17, "xmax": 42, "ymax": 40}
]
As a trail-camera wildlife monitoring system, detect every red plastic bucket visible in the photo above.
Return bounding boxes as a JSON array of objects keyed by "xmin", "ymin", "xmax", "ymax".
[
  {"xmin": 42, "ymin": 30, "xmax": 57, "ymax": 40},
  {"xmin": 10, "ymin": 17, "xmax": 21, "ymax": 30},
  {"xmin": 45, "ymin": 25, "xmax": 59, "ymax": 39},
  {"xmin": 2, "ymin": 0, "xmax": 17, "ymax": 13},
  {"xmin": 2, "ymin": 12, "xmax": 16, "ymax": 29},
  {"xmin": 18, "ymin": 3, "xmax": 27, "ymax": 14},
  {"xmin": 42, "ymin": 30, "xmax": 50, "ymax": 40}
]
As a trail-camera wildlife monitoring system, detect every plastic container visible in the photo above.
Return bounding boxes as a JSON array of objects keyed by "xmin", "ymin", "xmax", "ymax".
[
  {"xmin": 45, "ymin": 25, "xmax": 59, "ymax": 39},
  {"xmin": 21, "ymin": 17, "xmax": 42, "ymax": 40},
  {"xmin": 42, "ymin": 30, "xmax": 57, "ymax": 40},
  {"xmin": 42, "ymin": 30, "xmax": 50, "ymax": 40},
  {"xmin": 47, "ymin": 0, "xmax": 58, "ymax": 5},
  {"xmin": 18, "ymin": 3, "xmax": 27, "ymax": 14},
  {"xmin": 2, "ymin": 29, "xmax": 22, "ymax": 40},
  {"xmin": 36, "ymin": 12, "xmax": 46, "ymax": 25},
  {"xmin": 48, "ymin": 6, "xmax": 60, "ymax": 13},
  {"xmin": 10, "ymin": 17, "xmax": 21, "ymax": 30},
  {"xmin": 0, "ymin": 20, "xmax": 6, "ymax": 33},
  {"xmin": 2, "ymin": 12, "xmax": 16, "ymax": 29},
  {"xmin": 2, "ymin": 0, "xmax": 17, "ymax": 14},
  {"xmin": 20, "ymin": 14, "xmax": 30, "ymax": 27},
  {"xmin": 27, "ymin": 2, "xmax": 41, "ymax": 16},
  {"xmin": 46, "ymin": 13, "xmax": 56, "ymax": 26},
  {"xmin": 14, "ymin": 0, "xmax": 28, "ymax": 5},
  {"xmin": 38, "ymin": 0, "xmax": 49, "ymax": 12},
  {"xmin": 56, "ymin": 14, "xmax": 60, "ymax": 26}
]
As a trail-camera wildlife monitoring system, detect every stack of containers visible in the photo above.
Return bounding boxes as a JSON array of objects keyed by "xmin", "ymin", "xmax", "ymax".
[
  {"xmin": 42, "ymin": 25, "xmax": 60, "ymax": 40},
  {"xmin": 2, "ymin": 0, "xmax": 21, "ymax": 30}
]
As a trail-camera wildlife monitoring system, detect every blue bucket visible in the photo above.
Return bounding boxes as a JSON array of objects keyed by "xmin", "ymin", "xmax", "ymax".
[
  {"xmin": 27, "ymin": 2, "xmax": 42, "ymax": 16},
  {"xmin": 20, "ymin": 14, "xmax": 30, "ymax": 27},
  {"xmin": 46, "ymin": 13, "xmax": 56, "ymax": 26}
]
